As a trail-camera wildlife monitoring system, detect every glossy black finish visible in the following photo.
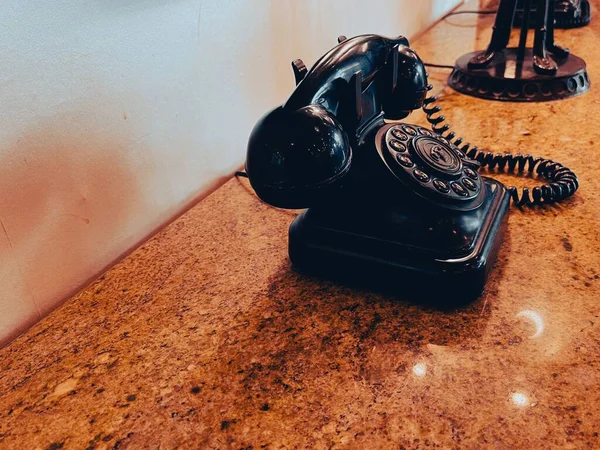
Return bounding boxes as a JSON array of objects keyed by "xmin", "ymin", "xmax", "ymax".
[
  {"xmin": 245, "ymin": 105, "xmax": 352, "ymax": 209},
  {"xmin": 463, "ymin": 0, "xmax": 586, "ymax": 84},
  {"xmin": 245, "ymin": 34, "xmax": 428, "ymax": 209},
  {"xmin": 243, "ymin": 33, "xmax": 579, "ymax": 302},
  {"xmin": 450, "ymin": 48, "xmax": 590, "ymax": 102},
  {"xmin": 243, "ymin": 34, "xmax": 504, "ymax": 299},
  {"xmin": 289, "ymin": 178, "xmax": 511, "ymax": 303},
  {"xmin": 285, "ymin": 35, "xmax": 427, "ymax": 123},
  {"xmin": 373, "ymin": 123, "xmax": 485, "ymax": 211},
  {"xmin": 515, "ymin": 0, "xmax": 591, "ymax": 28}
]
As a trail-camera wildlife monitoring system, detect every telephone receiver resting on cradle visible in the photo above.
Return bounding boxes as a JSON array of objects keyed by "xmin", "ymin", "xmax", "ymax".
[
  {"xmin": 245, "ymin": 34, "xmax": 578, "ymax": 211},
  {"xmin": 242, "ymin": 34, "xmax": 580, "ymax": 302},
  {"xmin": 246, "ymin": 34, "xmax": 435, "ymax": 209}
]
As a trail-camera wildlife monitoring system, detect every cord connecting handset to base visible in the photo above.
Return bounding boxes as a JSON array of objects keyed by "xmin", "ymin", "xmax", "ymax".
[{"xmin": 422, "ymin": 86, "xmax": 579, "ymax": 206}]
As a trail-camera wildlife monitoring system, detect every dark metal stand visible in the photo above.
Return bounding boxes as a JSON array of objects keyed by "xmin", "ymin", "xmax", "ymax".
[
  {"xmin": 448, "ymin": 0, "xmax": 590, "ymax": 101},
  {"xmin": 515, "ymin": 0, "xmax": 591, "ymax": 28}
]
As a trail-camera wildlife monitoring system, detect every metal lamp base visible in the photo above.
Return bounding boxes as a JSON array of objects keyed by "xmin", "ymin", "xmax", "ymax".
[{"xmin": 448, "ymin": 48, "xmax": 590, "ymax": 102}]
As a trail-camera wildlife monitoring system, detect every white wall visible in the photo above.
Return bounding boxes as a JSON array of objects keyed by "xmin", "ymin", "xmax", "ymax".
[{"xmin": 0, "ymin": 0, "xmax": 461, "ymax": 345}]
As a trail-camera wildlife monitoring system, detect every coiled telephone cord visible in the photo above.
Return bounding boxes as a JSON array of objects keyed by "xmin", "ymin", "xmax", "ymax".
[{"xmin": 422, "ymin": 84, "xmax": 579, "ymax": 207}]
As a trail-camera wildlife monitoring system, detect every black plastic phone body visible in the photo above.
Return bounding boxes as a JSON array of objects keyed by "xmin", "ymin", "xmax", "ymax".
[
  {"xmin": 244, "ymin": 34, "xmax": 517, "ymax": 303},
  {"xmin": 289, "ymin": 178, "xmax": 510, "ymax": 303}
]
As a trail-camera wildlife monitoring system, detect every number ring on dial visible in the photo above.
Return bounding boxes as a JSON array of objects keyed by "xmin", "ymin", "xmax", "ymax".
[{"xmin": 383, "ymin": 125, "xmax": 482, "ymax": 206}]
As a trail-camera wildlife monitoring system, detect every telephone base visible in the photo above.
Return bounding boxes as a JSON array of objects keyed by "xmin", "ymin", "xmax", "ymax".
[
  {"xmin": 448, "ymin": 48, "xmax": 589, "ymax": 102},
  {"xmin": 288, "ymin": 178, "xmax": 510, "ymax": 305}
]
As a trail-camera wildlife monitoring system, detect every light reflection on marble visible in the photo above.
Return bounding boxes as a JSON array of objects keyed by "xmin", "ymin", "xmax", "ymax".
[
  {"xmin": 517, "ymin": 310, "xmax": 545, "ymax": 338},
  {"xmin": 511, "ymin": 392, "xmax": 530, "ymax": 407},
  {"xmin": 1, "ymin": 1, "xmax": 600, "ymax": 448},
  {"xmin": 412, "ymin": 362, "xmax": 427, "ymax": 377}
]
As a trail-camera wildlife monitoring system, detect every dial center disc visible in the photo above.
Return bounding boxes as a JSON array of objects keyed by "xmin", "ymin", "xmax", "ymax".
[{"xmin": 411, "ymin": 136, "xmax": 462, "ymax": 175}]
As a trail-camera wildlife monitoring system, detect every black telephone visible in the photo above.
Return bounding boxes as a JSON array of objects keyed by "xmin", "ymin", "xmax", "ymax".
[{"xmin": 244, "ymin": 34, "xmax": 579, "ymax": 302}]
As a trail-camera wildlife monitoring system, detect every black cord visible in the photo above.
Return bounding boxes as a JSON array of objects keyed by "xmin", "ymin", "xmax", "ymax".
[
  {"xmin": 424, "ymin": 62, "xmax": 455, "ymax": 70},
  {"xmin": 442, "ymin": 9, "xmax": 497, "ymax": 19},
  {"xmin": 421, "ymin": 85, "xmax": 579, "ymax": 207},
  {"xmin": 237, "ymin": 96, "xmax": 580, "ymax": 207}
]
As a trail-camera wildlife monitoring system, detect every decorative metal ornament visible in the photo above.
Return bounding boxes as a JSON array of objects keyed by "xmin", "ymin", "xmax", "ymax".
[{"xmin": 448, "ymin": 0, "xmax": 590, "ymax": 102}]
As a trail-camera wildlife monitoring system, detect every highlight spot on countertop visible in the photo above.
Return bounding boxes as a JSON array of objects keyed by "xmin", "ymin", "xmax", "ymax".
[
  {"xmin": 52, "ymin": 377, "xmax": 78, "ymax": 397},
  {"xmin": 511, "ymin": 392, "xmax": 529, "ymax": 407},
  {"xmin": 412, "ymin": 362, "xmax": 427, "ymax": 377},
  {"xmin": 516, "ymin": 310, "xmax": 545, "ymax": 339}
]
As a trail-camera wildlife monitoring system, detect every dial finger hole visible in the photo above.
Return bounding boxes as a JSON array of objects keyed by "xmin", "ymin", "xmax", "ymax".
[
  {"xmin": 389, "ymin": 140, "xmax": 407, "ymax": 152},
  {"xmin": 451, "ymin": 182, "xmax": 469, "ymax": 196},
  {"xmin": 402, "ymin": 125, "xmax": 418, "ymax": 136},
  {"xmin": 464, "ymin": 168, "xmax": 478, "ymax": 180},
  {"xmin": 462, "ymin": 178, "xmax": 478, "ymax": 191},
  {"xmin": 413, "ymin": 169, "xmax": 430, "ymax": 183},
  {"xmin": 433, "ymin": 179, "xmax": 450, "ymax": 193},
  {"xmin": 391, "ymin": 128, "xmax": 408, "ymax": 141},
  {"xmin": 397, "ymin": 154, "xmax": 414, "ymax": 168}
]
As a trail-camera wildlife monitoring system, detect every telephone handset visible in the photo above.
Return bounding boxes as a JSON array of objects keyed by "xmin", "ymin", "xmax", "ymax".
[
  {"xmin": 244, "ymin": 34, "xmax": 579, "ymax": 302},
  {"xmin": 246, "ymin": 34, "xmax": 432, "ymax": 209}
]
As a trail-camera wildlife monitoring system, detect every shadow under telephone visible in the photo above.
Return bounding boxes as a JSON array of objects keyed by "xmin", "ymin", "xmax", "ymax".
[{"xmin": 242, "ymin": 34, "xmax": 579, "ymax": 302}]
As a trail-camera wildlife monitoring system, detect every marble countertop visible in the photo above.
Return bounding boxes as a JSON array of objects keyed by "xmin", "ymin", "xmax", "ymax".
[{"xmin": 2, "ymin": 5, "xmax": 600, "ymax": 449}]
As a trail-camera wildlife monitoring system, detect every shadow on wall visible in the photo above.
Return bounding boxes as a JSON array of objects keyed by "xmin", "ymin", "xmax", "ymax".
[{"xmin": 0, "ymin": 98, "xmax": 148, "ymax": 345}]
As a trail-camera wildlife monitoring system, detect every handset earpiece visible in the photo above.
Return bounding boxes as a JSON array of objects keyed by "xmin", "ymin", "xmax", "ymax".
[
  {"xmin": 245, "ymin": 104, "xmax": 353, "ymax": 209},
  {"xmin": 383, "ymin": 44, "xmax": 429, "ymax": 120}
]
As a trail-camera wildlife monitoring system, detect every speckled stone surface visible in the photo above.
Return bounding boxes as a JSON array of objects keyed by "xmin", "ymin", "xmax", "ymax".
[{"xmin": 2, "ymin": 6, "xmax": 600, "ymax": 450}]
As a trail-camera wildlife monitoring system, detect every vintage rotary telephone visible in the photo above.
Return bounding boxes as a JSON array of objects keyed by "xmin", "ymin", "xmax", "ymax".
[{"xmin": 244, "ymin": 34, "xmax": 579, "ymax": 301}]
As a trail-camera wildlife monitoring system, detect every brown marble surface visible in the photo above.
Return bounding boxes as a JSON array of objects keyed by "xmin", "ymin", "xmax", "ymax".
[{"xmin": 2, "ymin": 5, "xmax": 600, "ymax": 450}]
